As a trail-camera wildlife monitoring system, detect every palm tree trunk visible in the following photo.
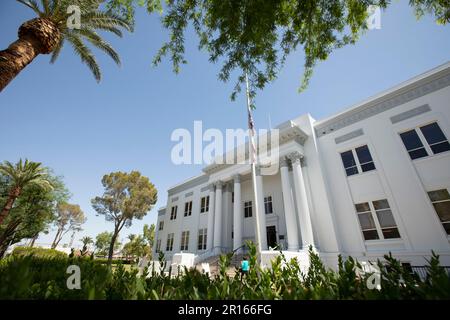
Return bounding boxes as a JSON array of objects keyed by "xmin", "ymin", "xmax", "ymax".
[
  {"xmin": 0, "ymin": 186, "xmax": 21, "ymax": 225},
  {"xmin": 0, "ymin": 18, "xmax": 60, "ymax": 92},
  {"xmin": 0, "ymin": 36, "xmax": 42, "ymax": 92}
]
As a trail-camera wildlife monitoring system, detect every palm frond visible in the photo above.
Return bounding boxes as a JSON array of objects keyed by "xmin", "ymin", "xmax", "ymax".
[
  {"xmin": 65, "ymin": 32, "xmax": 101, "ymax": 82},
  {"xmin": 82, "ymin": 11, "xmax": 132, "ymax": 32},
  {"xmin": 77, "ymin": 28, "xmax": 121, "ymax": 66},
  {"xmin": 41, "ymin": 0, "xmax": 50, "ymax": 15},
  {"xmin": 16, "ymin": 0, "xmax": 43, "ymax": 16},
  {"xmin": 50, "ymin": 38, "xmax": 64, "ymax": 63}
]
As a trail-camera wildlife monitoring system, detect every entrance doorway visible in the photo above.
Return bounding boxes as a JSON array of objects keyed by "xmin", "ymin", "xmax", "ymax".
[{"xmin": 266, "ymin": 226, "xmax": 277, "ymax": 249}]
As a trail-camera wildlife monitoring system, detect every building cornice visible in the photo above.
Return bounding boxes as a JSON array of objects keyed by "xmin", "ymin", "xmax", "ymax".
[
  {"xmin": 202, "ymin": 121, "xmax": 308, "ymax": 175},
  {"xmin": 315, "ymin": 61, "xmax": 450, "ymax": 137}
]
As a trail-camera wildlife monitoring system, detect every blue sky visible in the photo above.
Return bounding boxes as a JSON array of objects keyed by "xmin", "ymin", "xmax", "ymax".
[{"xmin": 0, "ymin": 1, "xmax": 449, "ymax": 247}]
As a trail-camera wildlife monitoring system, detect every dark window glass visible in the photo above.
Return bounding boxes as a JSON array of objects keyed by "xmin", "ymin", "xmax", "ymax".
[
  {"xmin": 428, "ymin": 189, "xmax": 450, "ymax": 235},
  {"xmin": 356, "ymin": 145, "xmax": 376, "ymax": 172},
  {"xmin": 355, "ymin": 145, "xmax": 373, "ymax": 164},
  {"xmin": 355, "ymin": 202, "xmax": 370, "ymax": 213},
  {"xmin": 444, "ymin": 223, "xmax": 450, "ymax": 235},
  {"xmin": 400, "ymin": 130, "xmax": 424, "ymax": 150},
  {"xmin": 362, "ymin": 230, "xmax": 379, "ymax": 240},
  {"xmin": 264, "ymin": 196, "xmax": 273, "ymax": 214},
  {"xmin": 420, "ymin": 123, "xmax": 450, "ymax": 154},
  {"xmin": 408, "ymin": 148, "xmax": 429, "ymax": 160},
  {"xmin": 382, "ymin": 228, "xmax": 400, "ymax": 239},
  {"xmin": 244, "ymin": 201, "xmax": 253, "ymax": 218},
  {"xmin": 341, "ymin": 150, "xmax": 359, "ymax": 176},
  {"xmin": 345, "ymin": 167, "xmax": 359, "ymax": 176},
  {"xmin": 420, "ymin": 122, "xmax": 447, "ymax": 145},
  {"xmin": 400, "ymin": 130, "xmax": 429, "ymax": 160},
  {"xmin": 428, "ymin": 189, "xmax": 450, "ymax": 202}
]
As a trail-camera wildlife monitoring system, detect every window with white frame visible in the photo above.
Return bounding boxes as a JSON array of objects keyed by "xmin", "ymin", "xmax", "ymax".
[
  {"xmin": 355, "ymin": 199, "xmax": 400, "ymax": 241},
  {"xmin": 184, "ymin": 201, "xmax": 192, "ymax": 217},
  {"xmin": 264, "ymin": 196, "xmax": 273, "ymax": 214},
  {"xmin": 180, "ymin": 231, "xmax": 190, "ymax": 251},
  {"xmin": 170, "ymin": 206, "xmax": 177, "ymax": 220},
  {"xmin": 244, "ymin": 201, "xmax": 253, "ymax": 218},
  {"xmin": 156, "ymin": 239, "xmax": 161, "ymax": 252},
  {"xmin": 159, "ymin": 221, "xmax": 164, "ymax": 231},
  {"xmin": 200, "ymin": 196, "xmax": 209, "ymax": 213},
  {"xmin": 400, "ymin": 122, "xmax": 450, "ymax": 160},
  {"xmin": 166, "ymin": 233, "xmax": 174, "ymax": 251},
  {"xmin": 197, "ymin": 228, "xmax": 207, "ymax": 250},
  {"xmin": 427, "ymin": 189, "xmax": 450, "ymax": 235},
  {"xmin": 340, "ymin": 145, "xmax": 376, "ymax": 177}
]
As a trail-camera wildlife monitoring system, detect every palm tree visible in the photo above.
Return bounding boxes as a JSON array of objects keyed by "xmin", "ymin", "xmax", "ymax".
[
  {"xmin": 81, "ymin": 235, "xmax": 93, "ymax": 247},
  {"xmin": 80, "ymin": 235, "xmax": 93, "ymax": 255},
  {"xmin": 0, "ymin": 159, "xmax": 52, "ymax": 225},
  {"xmin": 0, "ymin": 0, "xmax": 131, "ymax": 92}
]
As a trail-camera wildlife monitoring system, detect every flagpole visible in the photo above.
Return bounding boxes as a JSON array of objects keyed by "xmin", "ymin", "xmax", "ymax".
[{"xmin": 245, "ymin": 73, "xmax": 262, "ymax": 263}]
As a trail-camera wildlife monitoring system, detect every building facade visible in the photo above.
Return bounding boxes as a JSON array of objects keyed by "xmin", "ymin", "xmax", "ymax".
[{"xmin": 154, "ymin": 62, "xmax": 450, "ymax": 268}]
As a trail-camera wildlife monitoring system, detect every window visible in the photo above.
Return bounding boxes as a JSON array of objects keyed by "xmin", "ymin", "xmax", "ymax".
[
  {"xmin": 159, "ymin": 221, "xmax": 164, "ymax": 231},
  {"xmin": 428, "ymin": 189, "xmax": 450, "ymax": 235},
  {"xmin": 184, "ymin": 201, "xmax": 192, "ymax": 217},
  {"xmin": 264, "ymin": 196, "xmax": 273, "ymax": 214},
  {"xmin": 400, "ymin": 129, "xmax": 429, "ymax": 160},
  {"xmin": 341, "ymin": 150, "xmax": 358, "ymax": 176},
  {"xmin": 197, "ymin": 228, "xmax": 207, "ymax": 250},
  {"xmin": 355, "ymin": 145, "xmax": 376, "ymax": 172},
  {"xmin": 232, "ymin": 192, "xmax": 234, "ymax": 203},
  {"xmin": 400, "ymin": 122, "xmax": 450, "ymax": 160},
  {"xmin": 155, "ymin": 239, "xmax": 161, "ymax": 252},
  {"xmin": 355, "ymin": 199, "xmax": 400, "ymax": 241},
  {"xmin": 244, "ymin": 201, "xmax": 253, "ymax": 218},
  {"xmin": 200, "ymin": 196, "xmax": 210, "ymax": 213},
  {"xmin": 180, "ymin": 231, "xmax": 190, "ymax": 251},
  {"xmin": 170, "ymin": 206, "xmax": 178, "ymax": 220},
  {"xmin": 373, "ymin": 200, "xmax": 400, "ymax": 239},
  {"xmin": 166, "ymin": 233, "xmax": 174, "ymax": 251},
  {"xmin": 340, "ymin": 145, "xmax": 376, "ymax": 177},
  {"xmin": 420, "ymin": 122, "xmax": 450, "ymax": 154}
]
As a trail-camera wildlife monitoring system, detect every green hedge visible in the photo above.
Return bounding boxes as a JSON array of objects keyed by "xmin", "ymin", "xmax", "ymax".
[
  {"xmin": 0, "ymin": 243, "xmax": 449, "ymax": 299},
  {"xmin": 11, "ymin": 246, "xmax": 68, "ymax": 259}
]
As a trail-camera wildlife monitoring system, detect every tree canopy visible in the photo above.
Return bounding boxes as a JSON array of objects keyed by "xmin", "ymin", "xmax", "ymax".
[
  {"xmin": 106, "ymin": 0, "xmax": 450, "ymax": 101},
  {"xmin": 0, "ymin": 168, "xmax": 69, "ymax": 257},
  {"xmin": 91, "ymin": 171, "xmax": 157, "ymax": 262}
]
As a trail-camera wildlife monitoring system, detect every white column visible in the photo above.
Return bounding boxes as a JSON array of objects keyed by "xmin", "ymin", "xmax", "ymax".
[
  {"xmin": 255, "ymin": 167, "xmax": 268, "ymax": 250},
  {"xmin": 206, "ymin": 184, "xmax": 215, "ymax": 251},
  {"xmin": 288, "ymin": 151, "xmax": 315, "ymax": 249},
  {"xmin": 233, "ymin": 174, "xmax": 242, "ymax": 252},
  {"xmin": 280, "ymin": 157, "xmax": 300, "ymax": 251},
  {"xmin": 213, "ymin": 181, "xmax": 223, "ymax": 251}
]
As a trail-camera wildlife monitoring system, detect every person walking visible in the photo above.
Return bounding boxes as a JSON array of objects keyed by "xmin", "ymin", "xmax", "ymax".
[{"xmin": 240, "ymin": 256, "xmax": 250, "ymax": 281}]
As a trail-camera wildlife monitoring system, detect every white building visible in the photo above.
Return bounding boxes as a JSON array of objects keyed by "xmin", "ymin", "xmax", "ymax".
[{"xmin": 154, "ymin": 62, "xmax": 450, "ymax": 269}]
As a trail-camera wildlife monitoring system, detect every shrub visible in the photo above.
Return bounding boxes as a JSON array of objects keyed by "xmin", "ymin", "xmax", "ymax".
[
  {"xmin": 0, "ymin": 243, "xmax": 449, "ymax": 300},
  {"xmin": 11, "ymin": 246, "xmax": 68, "ymax": 259}
]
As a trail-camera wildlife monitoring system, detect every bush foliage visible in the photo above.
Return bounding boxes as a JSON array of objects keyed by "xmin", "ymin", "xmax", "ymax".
[{"xmin": 0, "ymin": 244, "xmax": 449, "ymax": 300}]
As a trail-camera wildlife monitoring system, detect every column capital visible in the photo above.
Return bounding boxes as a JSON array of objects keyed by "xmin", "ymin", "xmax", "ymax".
[
  {"xmin": 287, "ymin": 151, "xmax": 303, "ymax": 164},
  {"xmin": 232, "ymin": 174, "xmax": 241, "ymax": 183},
  {"xmin": 215, "ymin": 181, "xmax": 223, "ymax": 189},
  {"xmin": 208, "ymin": 183, "xmax": 215, "ymax": 192},
  {"xmin": 280, "ymin": 156, "xmax": 289, "ymax": 168}
]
